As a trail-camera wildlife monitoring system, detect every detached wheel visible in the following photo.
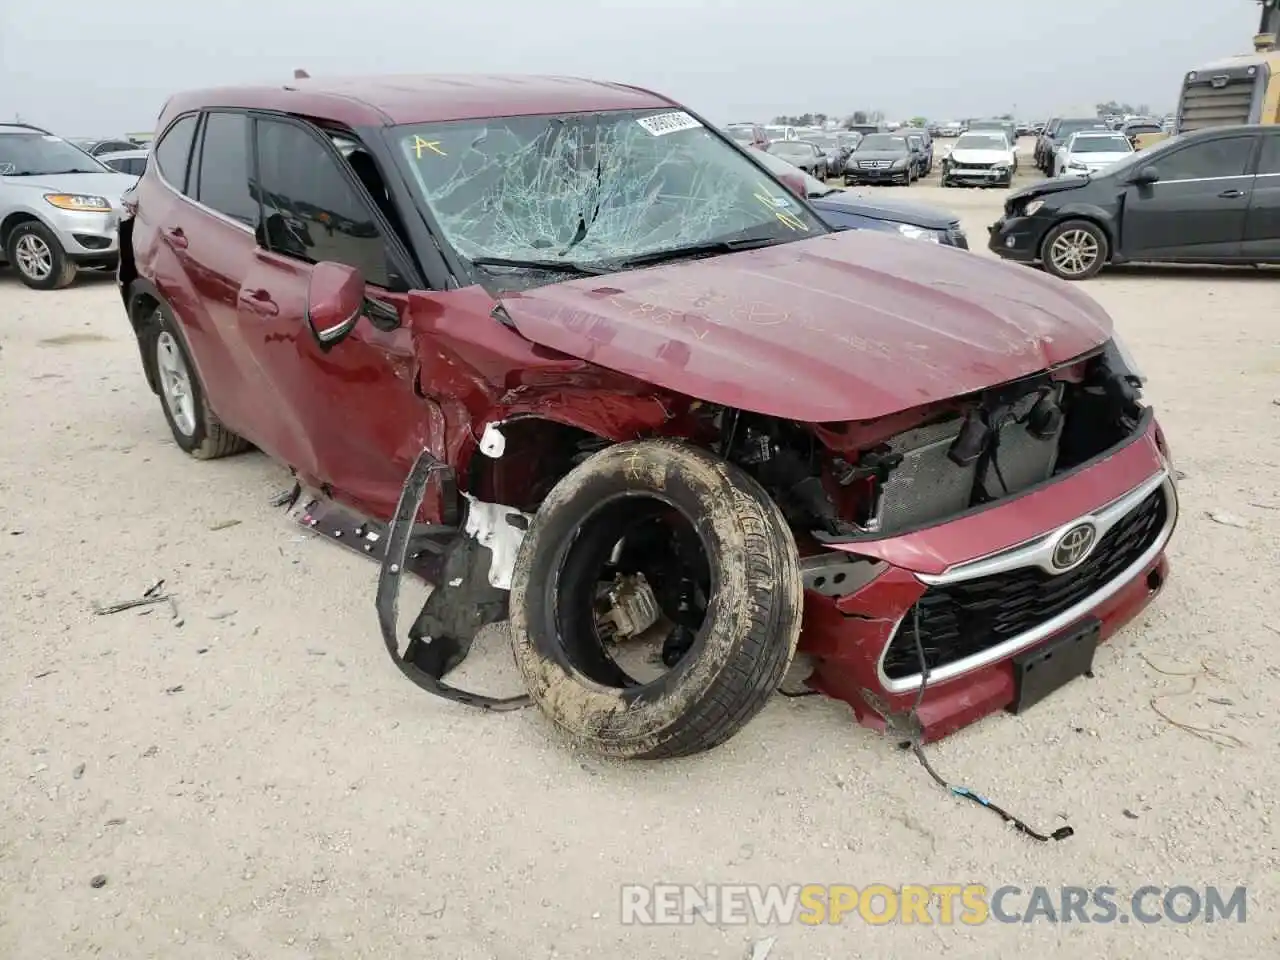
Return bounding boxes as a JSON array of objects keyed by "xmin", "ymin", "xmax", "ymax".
[
  {"xmin": 5, "ymin": 221, "xmax": 76, "ymax": 290},
  {"xmin": 509, "ymin": 440, "xmax": 803, "ymax": 759},
  {"xmin": 1041, "ymin": 219, "xmax": 1108, "ymax": 281},
  {"xmin": 141, "ymin": 304, "xmax": 251, "ymax": 459}
]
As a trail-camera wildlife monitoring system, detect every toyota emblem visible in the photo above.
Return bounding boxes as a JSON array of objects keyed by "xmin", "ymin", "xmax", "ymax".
[{"xmin": 1051, "ymin": 522, "xmax": 1097, "ymax": 571}]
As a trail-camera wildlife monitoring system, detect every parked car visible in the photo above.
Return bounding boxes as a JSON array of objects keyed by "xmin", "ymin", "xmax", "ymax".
[
  {"xmin": 71, "ymin": 137, "xmax": 143, "ymax": 157},
  {"xmin": 1120, "ymin": 119, "xmax": 1166, "ymax": 152},
  {"xmin": 1038, "ymin": 117, "xmax": 1109, "ymax": 173},
  {"xmin": 764, "ymin": 139, "xmax": 828, "ymax": 179},
  {"xmin": 967, "ymin": 118, "xmax": 1018, "ymax": 150},
  {"xmin": 844, "ymin": 122, "xmax": 884, "ymax": 137},
  {"xmin": 940, "ymin": 130, "xmax": 1016, "ymax": 187},
  {"xmin": 899, "ymin": 128, "xmax": 934, "ymax": 176},
  {"xmin": 0, "ymin": 122, "xmax": 139, "ymax": 289},
  {"xmin": 724, "ymin": 123, "xmax": 769, "ymax": 149},
  {"xmin": 989, "ymin": 123, "xmax": 1279, "ymax": 280},
  {"xmin": 843, "ymin": 133, "xmax": 917, "ymax": 185},
  {"xmin": 98, "ymin": 148, "xmax": 150, "ymax": 177},
  {"xmin": 1053, "ymin": 131, "xmax": 1134, "ymax": 178},
  {"xmin": 117, "ymin": 74, "xmax": 1173, "ymax": 759},
  {"xmin": 806, "ymin": 132, "xmax": 856, "ymax": 177},
  {"xmin": 1035, "ymin": 118, "xmax": 1062, "ymax": 171},
  {"xmin": 748, "ymin": 146, "xmax": 968, "ymax": 247}
]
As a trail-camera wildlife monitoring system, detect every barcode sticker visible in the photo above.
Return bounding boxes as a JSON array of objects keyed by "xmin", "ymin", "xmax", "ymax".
[{"xmin": 636, "ymin": 111, "xmax": 702, "ymax": 137}]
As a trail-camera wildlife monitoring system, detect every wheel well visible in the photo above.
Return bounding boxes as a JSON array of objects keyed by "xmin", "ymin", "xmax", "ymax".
[
  {"xmin": 467, "ymin": 418, "xmax": 612, "ymax": 512},
  {"xmin": 0, "ymin": 212, "xmax": 42, "ymax": 253},
  {"xmin": 1041, "ymin": 216, "xmax": 1114, "ymax": 263}
]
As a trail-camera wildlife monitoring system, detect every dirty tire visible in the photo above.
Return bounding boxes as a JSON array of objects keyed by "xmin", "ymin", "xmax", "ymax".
[
  {"xmin": 141, "ymin": 304, "xmax": 251, "ymax": 459},
  {"xmin": 508, "ymin": 440, "xmax": 804, "ymax": 760},
  {"xmin": 5, "ymin": 221, "xmax": 77, "ymax": 290}
]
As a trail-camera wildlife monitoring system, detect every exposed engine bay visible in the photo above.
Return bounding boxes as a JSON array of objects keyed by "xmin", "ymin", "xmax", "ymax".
[{"xmin": 699, "ymin": 342, "xmax": 1145, "ymax": 541}]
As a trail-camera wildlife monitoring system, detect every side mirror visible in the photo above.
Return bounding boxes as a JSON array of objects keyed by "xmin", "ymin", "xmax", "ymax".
[
  {"xmin": 1132, "ymin": 166, "xmax": 1160, "ymax": 186},
  {"xmin": 305, "ymin": 261, "xmax": 365, "ymax": 347},
  {"xmin": 776, "ymin": 172, "xmax": 807, "ymax": 199}
]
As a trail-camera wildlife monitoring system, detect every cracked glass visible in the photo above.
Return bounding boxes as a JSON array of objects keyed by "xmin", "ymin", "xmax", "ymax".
[{"xmin": 391, "ymin": 109, "xmax": 826, "ymax": 290}]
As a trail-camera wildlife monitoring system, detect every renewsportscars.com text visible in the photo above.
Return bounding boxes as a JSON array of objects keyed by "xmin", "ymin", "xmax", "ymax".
[{"xmin": 620, "ymin": 884, "xmax": 1248, "ymax": 926}]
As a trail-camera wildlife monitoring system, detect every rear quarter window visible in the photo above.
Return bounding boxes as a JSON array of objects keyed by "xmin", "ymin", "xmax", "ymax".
[{"xmin": 153, "ymin": 115, "xmax": 197, "ymax": 190}]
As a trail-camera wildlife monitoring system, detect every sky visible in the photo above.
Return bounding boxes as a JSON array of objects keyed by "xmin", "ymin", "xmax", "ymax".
[{"xmin": 0, "ymin": 0, "xmax": 1264, "ymax": 136}]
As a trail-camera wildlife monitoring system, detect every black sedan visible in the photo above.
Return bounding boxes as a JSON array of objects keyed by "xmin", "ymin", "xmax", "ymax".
[
  {"xmin": 843, "ymin": 133, "xmax": 917, "ymax": 186},
  {"xmin": 988, "ymin": 124, "xmax": 1280, "ymax": 280},
  {"xmin": 764, "ymin": 139, "xmax": 828, "ymax": 179}
]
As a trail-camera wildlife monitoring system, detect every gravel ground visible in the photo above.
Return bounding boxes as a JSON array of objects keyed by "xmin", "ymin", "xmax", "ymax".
[{"xmin": 2, "ymin": 172, "xmax": 1278, "ymax": 959}]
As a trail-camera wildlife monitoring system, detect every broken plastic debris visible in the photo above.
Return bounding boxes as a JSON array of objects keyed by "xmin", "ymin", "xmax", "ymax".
[
  {"xmin": 479, "ymin": 422, "xmax": 506, "ymax": 458},
  {"xmin": 462, "ymin": 494, "xmax": 533, "ymax": 590},
  {"xmin": 750, "ymin": 936, "xmax": 777, "ymax": 960}
]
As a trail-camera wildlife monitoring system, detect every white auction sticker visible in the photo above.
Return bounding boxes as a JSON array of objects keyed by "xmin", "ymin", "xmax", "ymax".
[{"xmin": 636, "ymin": 111, "xmax": 702, "ymax": 137}]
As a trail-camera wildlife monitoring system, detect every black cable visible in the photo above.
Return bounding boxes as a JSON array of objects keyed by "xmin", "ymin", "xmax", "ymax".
[{"xmin": 902, "ymin": 606, "xmax": 1073, "ymax": 843}]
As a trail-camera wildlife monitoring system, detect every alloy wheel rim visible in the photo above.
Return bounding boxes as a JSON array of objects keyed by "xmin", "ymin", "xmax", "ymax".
[
  {"xmin": 155, "ymin": 331, "xmax": 197, "ymax": 436},
  {"xmin": 1049, "ymin": 229, "xmax": 1099, "ymax": 276},
  {"xmin": 14, "ymin": 234, "xmax": 53, "ymax": 281}
]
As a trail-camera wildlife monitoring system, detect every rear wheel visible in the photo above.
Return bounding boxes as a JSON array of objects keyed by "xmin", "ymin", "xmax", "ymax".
[
  {"xmin": 1041, "ymin": 219, "xmax": 1108, "ymax": 281},
  {"xmin": 5, "ymin": 221, "xmax": 76, "ymax": 290},
  {"xmin": 141, "ymin": 305, "xmax": 251, "ymax": 459},
  {"xmin": 509, "ymin": 440, "xmax": 804, "ymax": 759}
]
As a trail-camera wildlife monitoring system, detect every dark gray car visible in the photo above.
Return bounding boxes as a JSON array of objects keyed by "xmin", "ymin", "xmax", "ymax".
[{"xmin": 764, "ymin": 139, "xmax": 828, "ymax": 179}]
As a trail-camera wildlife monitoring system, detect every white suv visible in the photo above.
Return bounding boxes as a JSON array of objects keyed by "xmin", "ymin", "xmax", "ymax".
[{"xmin": 0, "ymin": 122, "xmax": 140, "ymax": 290}]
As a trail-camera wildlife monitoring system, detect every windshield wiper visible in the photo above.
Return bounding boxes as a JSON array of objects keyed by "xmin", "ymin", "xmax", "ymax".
[
  {"xmin": 32, "ymin": 169, "xmax": 100, "ymax": 175},
  {"xmin": 609, "ymin": 236, "xmax": 788, "ymax": 270},
  {"xmin": 469, "ymin": 256, "xmax": 610, "ymax": 276}
]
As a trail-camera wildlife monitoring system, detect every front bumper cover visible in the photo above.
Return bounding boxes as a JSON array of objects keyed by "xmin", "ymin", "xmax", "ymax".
[{"xmin": 795, "ymin": 414, "xmax": 1176, "ymax": 742}]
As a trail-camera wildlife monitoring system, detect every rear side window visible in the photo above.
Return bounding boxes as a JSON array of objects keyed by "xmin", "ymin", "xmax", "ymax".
[
  {"xmin": 153, "ymin": 115, "xmax": 196, "ymax": 188},
  {"xmin": 1157, "ymin": 136, "xmax": 1255, "ymax": 181},
  {"xmin": 195, "ymin": 112, "xmax": 258, "ymax": 226},
  {"xmin": 253, "ymin": 117, "xmax": 395, "ymax": 288},
  {"xmin": 1258, "ymin": 136, "xmax": 1280, "ymax": 176}
]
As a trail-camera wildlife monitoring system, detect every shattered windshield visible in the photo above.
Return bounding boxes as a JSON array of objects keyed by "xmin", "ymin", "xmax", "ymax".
[
  {"xmin": 0, "ymin": 133, "xmax": 110, "ymax": 176},
  {"xmin": 392, "ymin": 109, "xmax": 825, "ymax": 288}
]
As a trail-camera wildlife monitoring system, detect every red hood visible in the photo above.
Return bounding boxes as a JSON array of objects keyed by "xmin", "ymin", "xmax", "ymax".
[{"xmin": 497, "ymin": 230, "xmax": 1113, "ymax": 422}]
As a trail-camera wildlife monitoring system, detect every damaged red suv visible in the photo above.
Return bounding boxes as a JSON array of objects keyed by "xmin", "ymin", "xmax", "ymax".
[{"xmin": 118, "ymin": 75, "xmax": 1178, "ymax": 759}]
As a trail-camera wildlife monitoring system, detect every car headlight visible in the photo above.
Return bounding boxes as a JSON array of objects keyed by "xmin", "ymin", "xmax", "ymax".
[
  {"xmin": 1068, "ymin": 161, "xmax": 1088, "ymax": 171},
  {"xmin": 1021, "ymin": 199, "xmax": 1044, "ymax": 216},
  {"xmin": 892, "ymin": 158, "xmax": 908, "ymax": 167},
  {"xmin": 897, "ymin": 223, "xmax": 940, "ymax": 243},
  {"xmin": 44, "ymin": 193, "xmax": 111, "ymax": 213}
]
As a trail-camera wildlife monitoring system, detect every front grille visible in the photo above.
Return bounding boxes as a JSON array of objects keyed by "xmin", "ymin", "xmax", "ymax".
[
  {"xmin": 1179, "ymin": 76, "xmax": 1258, "ymax": 130},
  {"xmin": 882, "ymin": 489, "xmax": 1168, "ymax": 680},
  {"xmin": 951, "ymin": 161, "xmax": 995, "ymax": 171},
  {"xmin": 859, "ymin": 160, "xmax": 891, "ymax": 169}
]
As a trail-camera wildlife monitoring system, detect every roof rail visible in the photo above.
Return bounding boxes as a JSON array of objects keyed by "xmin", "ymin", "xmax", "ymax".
[{"xmin": 0, "ymin": 120, "xmax": 53, "ymax": 135}]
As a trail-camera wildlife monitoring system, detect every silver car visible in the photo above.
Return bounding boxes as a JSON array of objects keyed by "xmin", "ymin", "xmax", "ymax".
[{"xmin": 0, "ymin": 122, "xmax": 140, "ymax": 290}]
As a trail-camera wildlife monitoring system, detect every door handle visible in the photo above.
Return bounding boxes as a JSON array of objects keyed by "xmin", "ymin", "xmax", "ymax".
[
  {"xmin": 240, "ymin": 288, "xmax": 279, "ymax": 316},
  {"xmin": 1218, "ymin": 189, "xmax": 1245, "ymax": 199},
  {"xmin": 165, "ymin": 226, "xmax": 188, "ymax": 248}
]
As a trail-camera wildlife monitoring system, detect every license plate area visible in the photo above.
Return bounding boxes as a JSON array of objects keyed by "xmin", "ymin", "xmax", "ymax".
[{"xmin": 1007, "ymin": 618, "xmax": 1100, "ymax": 714}]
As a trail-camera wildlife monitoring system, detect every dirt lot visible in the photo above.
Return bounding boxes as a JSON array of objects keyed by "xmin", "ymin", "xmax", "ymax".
[{"xmin": 2, "ymin": 175, "xmax": 1278, "ymax": 959}]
